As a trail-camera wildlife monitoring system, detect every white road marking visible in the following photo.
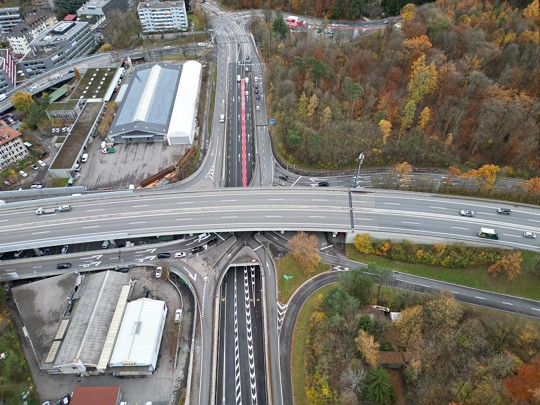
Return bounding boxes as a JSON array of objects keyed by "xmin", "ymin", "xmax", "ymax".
[
  {"xmin": 32, "ymin": 266, "xmax": 42, "ymax": 269},
  {"xmin": 451, "ymin": 227, "xmax": 469, "ymax": 230},
  {"xmin": 429, "ymin": 206, "xmax": 447, "ymax": 210},
  {"xmin": 312, "ymin": 199, "xmax": 328, "ymax": 202},
  {"xmin": 402, "ymin": 221, "xmax": 419, "ymax": 225},
  {"xmin": 530, "ymin": 219, "xmax": 540, "ymax": 223},
  {"xmin": 132, "ymin": 205, "xmax": 149, "ymax": 208},
  {"xmin": 268, "ymin": 199, "xmax": 284, "ymax": 201},
  {"xmin": 82, "ymin": 226, "xmax": 100, "ymax": 229},
  {"xmin": 221, "ymin": 199, "xmax": 237, "ymax": 202},
  {"xmin": 266, "ymin": 215, "xmax": 282, "ymax": 218},
  {"xmin": 32, "ymin": 231, "xmax": 50, "ymax": 234},
  {"xmin": 474, "ymin": 296, "xmax": 486, "ymax": 300},
  {"xmin": 253, "ymin": 245, "xmax": 262, "ymax": 251},
  {"xmin": 221, "ymin": 216, "xmax": 238, "ymax": 219},
  {"xmin": 291, "ymin": 176, "xmax": 302, "ymax": 187},
  {"xmin": 503, "ymin": 234, "xmax": 521, "ymax": 238},
  {"xmin": 384, "ymin": 202, "xmax": 400, "ymax": 205},
  {"xmin": 177, "ymin": 201, "xmax": 194, "ymax": 204},
  {"xmin": 0, "ymin": 220, "xmax": 8, "ymax": 223},
  {"xmin": 502, "ymin": 302, "xmax": 513, "ymax": 306},
  {"xmin": 85, "ymin": 209, "xmax": 103, "ymax": 212},
  {"xmin": 309, "ymin": 215, "xmax": 325, "ymax": 218},
  {"xmin": 532, "ymin": 308, "xmax": 540, "ymax": 312},
  {"xmin": 129, "ymin": 221, "xmax": 146, "ymax": 225}
]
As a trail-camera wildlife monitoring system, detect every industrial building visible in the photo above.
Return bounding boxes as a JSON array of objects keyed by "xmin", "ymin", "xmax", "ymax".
[
  {"xmin": 108, "ymin": 61, "xmax": 202, "ymax": 145},
  {"xmin": 18, "ymin": 21, "xmax": 96, "ymax": 77},
  {"xmin": 137, "ymin": 1, "xmax": 188, "ymax": 33},
  {"xmin": 109, "ymin": 298, "xmax": 168, "ymax": 376}
]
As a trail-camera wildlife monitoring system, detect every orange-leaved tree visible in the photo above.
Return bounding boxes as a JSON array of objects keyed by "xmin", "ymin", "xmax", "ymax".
[
  {"xmin": 355, "ymin": 330, "xmax": 380, "ymax": 368},
  {"xmin": 287, "ymin": 231, "xmax": 320, "ymax": 275},
  {"xmin": 488, "ymin": 251, "xmax": 523, "ymax": 281}
]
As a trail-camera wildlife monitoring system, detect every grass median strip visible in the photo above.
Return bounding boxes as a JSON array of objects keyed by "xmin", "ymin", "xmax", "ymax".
[{"xmin": 346, "ymin": 245, "xmax": 540, "ymax": 301}]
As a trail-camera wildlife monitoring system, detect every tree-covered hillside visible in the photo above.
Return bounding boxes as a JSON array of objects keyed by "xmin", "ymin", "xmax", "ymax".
[{"xmin": 254, "ymin": 1, "xmax": 539, "ymax": 176}]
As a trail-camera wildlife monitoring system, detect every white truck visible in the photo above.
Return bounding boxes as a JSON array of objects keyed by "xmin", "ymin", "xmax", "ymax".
[{"xmin": 35, "ymin": 204, "xmax": 71, "ymax": 215}]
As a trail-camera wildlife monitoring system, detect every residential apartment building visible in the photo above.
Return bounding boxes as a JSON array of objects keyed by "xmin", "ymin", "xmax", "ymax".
[
  {"xmin": 7, "ymin": 13, "xmax": 58, "ymax": 56},
  {"xmin": 137, "ymin": 1, "xmax": 188, "ymax": 33},
  {"xmin": 77, "ymin": 0, "xmax": 128, "ymax": 18},
  {"xmin": 0, "ymin": 49, "xmax": 17, "ymax": 94},
  {"xmin": 0, "ymin": 123, "xmax": 28, "ymax": 168},
  {"xmin": 0, "ymin": 7, "xmax": 22, "ymax": 34},
  {"xmin": 18, "ymin": 21, "xmax": 97, "ymax": 77}
]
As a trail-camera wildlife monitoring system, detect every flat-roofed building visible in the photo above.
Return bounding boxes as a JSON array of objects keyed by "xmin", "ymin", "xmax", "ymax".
[
  {"xmin": 137, "ymin": 1, "xmax": 188, "ymax": 33},
  {"xmin": 18, "ymin": 21, "xmax": 96, "ymax": 77},
  {"xmin": 70, "ymin": 386, "xmax": 123, "ymax": 405},
  {"xmin": 77, "ymin": 0, "xmax": 128, "ymax": 18}
]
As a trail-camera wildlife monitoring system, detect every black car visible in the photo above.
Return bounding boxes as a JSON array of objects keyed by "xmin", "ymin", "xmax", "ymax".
[
  {"xmin": 116, "ymin": 268, "xmax": 129, "ymax": 273},
  {"xmin": 318, "ymin": 181, "xmax": 329, "ymax": 187},
  {"xmin": 207, "ymin": 238, "xmax": 218, "ymax": 246},
  {"xmin": 141, "ymin": 288, "xmax": 150, "ymax": 298},
  {"xmin": 279, "ymin": 174, "xmax": 288, "ymax": 181},
  {"xmin": 157, "ymin": 252, "xmax": 171, "ymax": 258},
  {"xmin": 57, "ymin": 263, "xmax": 71, "ymax": 269},
  {"xmin": 497, "ymin": 208, "xmax": 511, "ymax": 215},
  {"xmin": 256, "ymin": 95, "xmax": 260, "ymax": 100},
  {"xmin": 191, "ymin": 245, "xmax": 204, "ymax": 254}
]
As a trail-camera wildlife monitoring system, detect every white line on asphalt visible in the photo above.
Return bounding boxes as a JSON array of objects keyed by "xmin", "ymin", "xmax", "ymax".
[
  {"xmin": 417, "ymin": 283, "xmax": 429, "ymax": 288},
  {"xmin": 451, "ymin": 227, "xmax": 469, "ymax": 230},
  {"xmin": 402, "ymin": 221, "xmax": 419, "ymax": 225},
  {"xmin": 291, "ymin": 176, "xmax": 302, "ymax": 187},
  {"xmin": 503, "ymin": 234, "xmax": 521, "ymax": 238},
  {"xmin": 384, "ymin": 202, "xmax": 400, "ymax": 205},
  {"xmin": 32, "ymin": 266, "xmax": 42, "ymax": 269},
  {"xmin": 253, "ymin": 245, "xmax": 262, "ymax": 251},
  {"xmin": 132, "ymin": 205, "xmax": 149, "ymax": 208},
  {"xmin": 0, "ymin": 220, "xmax": 8, "ymax": 222},
  {"xmin": 175, "ymin": 218, "xmax": 190, "ymax": 221},
  {"xmin": 320, "ymin": 245, "xmax": 333, "ymax": 251},
  {"xmin": 221, "ymin": 216, "xmax": 238, "ymax": 219},
  {"xmin": 268, "ymin": 198, "xmax": 284, "ymax": 201},
  {"xmin": 502, "ymin": 302, "xmax": 513, "ymax": 306},
  {"xmin": 482, "ymin": 213, "xmax": 496, "ymax": 216},
  {"xmin": 356, "ymin": 218, "xmax": 372, "ymax": 221},
  {"xmin": 429, "ymin": 206, "xmax": 447, "ymax": 209},
  {"xmin": 452, "ymin": 291, "xmax": 459, "ymax": 294},
  {"xmin": 86, "ymin": 209, "xmax": 104, "ymax": 212},
  {"xmin": 530, "ymin": 219, "xmax": 540, "ymax": 223},
  {"xmin": 32, "ymin": 231, "xmax": 50, "ymax": 234},
  {"xmin": 266, "ymin": 215, "xmax": 282, "ymax": 218},
  {"xmin": 309, "ymin": 215, "xmax": 325, "ymax": 218},
  {"xmin": 176, "ymin": 201, "xmax": 194, "ymax": 204},
  {"xmin": 129, "ymin": 221, "xmax": 146, "ymax": 225},
  {"xmin": 82, "ymin": 226, "xmax": 100, "ymax": 229},
  {"xmin": 532, "ymin": 308, "xmax": 540, "ymax": 312},
  {"xmin": 221, "ymin": 199, "xmax": 237, "ymax": 202},
  {"xmin": 475, "ymin": 296, "xmax": 486, "ymax": 300},
  {"xmin": 312, "ymin": 199, "xmax": 328, "ymax": 202}
]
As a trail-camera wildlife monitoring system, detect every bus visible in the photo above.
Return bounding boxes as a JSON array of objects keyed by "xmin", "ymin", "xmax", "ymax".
[{"xmin": 478, "ymin": 227, "xmax": 499, "ymax": 240}]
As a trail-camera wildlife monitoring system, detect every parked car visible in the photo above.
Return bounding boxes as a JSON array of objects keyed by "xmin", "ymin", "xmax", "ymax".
[
  {"xmin": 19, "ymin": 170, "xmax": 28, "ymax": 177},
  {"xmin": 157, "ymin": 252, "xmax": 170, "ymax": 259},
  {"xmin": 116, "ymin": 268, "xmax": 129, "ymax": 273},
  {"xmin": 523, "ymin": 231, "xmax": 536, "ymax": 239},
  {"xmin": 81, "ymin": 153, "xmax": 88, "ymax": 163},
  {"xmin": 459, "ymin": 210, "xmax": 474, "ymax": 217},
  {"xmin": 175, "ymin": 252, "xmax": 186, "ymax": 258},
  {"xmin": 101, "ymin": 240, "xmax": 110, "ymax": 249},
  {"xmin": 37, "ymin": 160, "xmax": 46, "ymax": 167},
  {"xmin": 3, "ymin": 180, "xmax": 11, "ymax": 186},
  {"xmin": 174, "ymin": 309, "xmax": 183, "ymax": 323},
  {"xmin": 31, "ymin": 164, "xmax": 39, "ymax": 171},
  {"xmin": 497, "ymin": 208, "xmax": 511, "ymax": 215},
  {"xmin": 141, "ymin": 288, "xmax": 150, "ymax": 298},
  {"xmin": 155, "ymin": 266, "xmax": 163, "ymax": 278},
  {"xmin": 57, "ymin": 263, "xmax": 71, "ymax": 269},
  {"xmin": 60, "ymin": 245, "xmax": 69, "ymax": 254}
]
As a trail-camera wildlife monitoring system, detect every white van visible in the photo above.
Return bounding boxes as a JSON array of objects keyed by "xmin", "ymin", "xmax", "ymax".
[
  {"xmin": 0, "ymin": 94, "xmax": 6, "ymax": 101},
  {"xmin": 81, "ymin": 153, "xmax": 88, "ymax": 163},
  {"xmin": 219, "ymin": 114, "xmax": 225, "ymax": 123}
]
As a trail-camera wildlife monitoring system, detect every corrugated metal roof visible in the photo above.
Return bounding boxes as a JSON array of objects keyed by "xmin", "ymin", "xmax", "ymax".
[{"xmin": 109, "ymin": 298, "xmax": 167, "ymax": 368}]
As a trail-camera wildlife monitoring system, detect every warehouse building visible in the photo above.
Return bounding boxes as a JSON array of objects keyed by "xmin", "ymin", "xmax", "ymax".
[
  {"xmin": 108, "ymin": 60, "xmax": 202, "ymax": 145},
  {"xmin": 109, "ymin": 298, "xmax": 168, "ymax": 376}
]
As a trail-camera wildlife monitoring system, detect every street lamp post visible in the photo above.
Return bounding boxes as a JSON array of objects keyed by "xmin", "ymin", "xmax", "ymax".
[{"xmin": 354, "ymin": 152, "xmax": 365, "ymax": 188}]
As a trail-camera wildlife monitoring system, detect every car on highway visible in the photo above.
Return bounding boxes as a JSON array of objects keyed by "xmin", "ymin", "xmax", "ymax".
[
  {"xmin": 155, "ymin": 266, "xmax": 162, "ymax": 278},
  {"xmin": 198, "ymin": 232, "xmax": 211, "ymax": 242},
  {"xmin": 256, "ymin": 95, "xmax": 260, "ymax": 100},
  {"xmin": 191, "ymin": 245, "xmax": 205, "ymax": 254},
  {"xmin": 279, "ymin": 174, "xmax": 288, "ymax": 181},
  {"xmin": 318, "ymin": 181, "xmax": 329, "ymax": 187},
  {"xmin": 459, "ymin": 210, "xmax": 474, "ymax": 217},
  {"xmin": 57, "ymin": 263, "xmax": 71, "ymax": 269},
  {"xmin": 37, "ymin": 160, "xmax": 46, "ymax": 167},
  {"xmin": 175, "ymin": 252, "xmax": 186, "ymax": 258},
  {"xmin": 60, "ymin": 245, "xmax": 69, "ymax": 254},
  {"xmin": 31, "ymin": 184, "xmax": 43, "ymax": 189},
  {"xmin": 207, "ymin": 238, "xmax": 218, "ymax": 246},
  {"xmin": 497, "ymin": 208, "xmax": 511, "ymax": 215},
  {"xmin": 157, "ymin": 252, "xmax": 170, "ymax": 258},
  {"xmin": 19, "ymin": 170, "xmax": 28, "ymax": 177},
  {"xmin": 523, "ymin": 231, "xmax": 536, "ymax": 239},
  {"xmin": 31, "ymin": 164, "xmax": 39, "ymax": 171},
  {"xmin": 30, "ymin": 85, "xmax": 38, "ymax": 91},
  {"xmin": 256, "ymin": 105, "xmax": 260, "ymax": 111}
]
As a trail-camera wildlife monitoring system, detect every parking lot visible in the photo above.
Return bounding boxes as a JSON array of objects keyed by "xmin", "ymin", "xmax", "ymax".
[{"xmin": 75, "ymin": 140, "xmax": 187, "ymax": 190}]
